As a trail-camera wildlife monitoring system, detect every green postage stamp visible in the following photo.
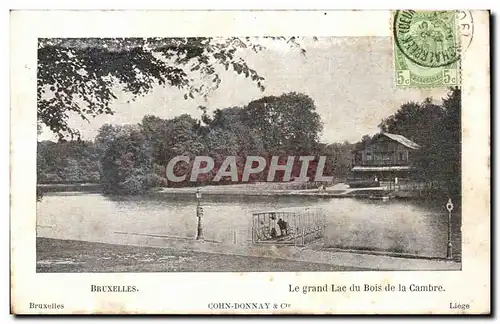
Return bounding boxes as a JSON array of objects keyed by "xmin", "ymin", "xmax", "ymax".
[{"xmin": 393, "ymin": 10, "xmax": 461, "ymax": 88}]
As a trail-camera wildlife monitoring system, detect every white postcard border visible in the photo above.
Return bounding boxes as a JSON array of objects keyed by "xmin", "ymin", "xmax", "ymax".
[{"xmin": 10, "ymin": 10, "xmax": 490, "ymax": 314}]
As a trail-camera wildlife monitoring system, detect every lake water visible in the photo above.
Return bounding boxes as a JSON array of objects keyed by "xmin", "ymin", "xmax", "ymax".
[{"xmin": 36, "ymin": 192, "xmax": 461, "ymax": 260}]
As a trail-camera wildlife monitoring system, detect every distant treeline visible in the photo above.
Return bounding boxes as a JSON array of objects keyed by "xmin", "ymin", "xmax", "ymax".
[
  {"xmin": 37, "ymin": 92, "xmax": 354, "ymax": 194},
  {"xmin": 37, "ymin": 88, "xmax": 461, "ymax": 199}
]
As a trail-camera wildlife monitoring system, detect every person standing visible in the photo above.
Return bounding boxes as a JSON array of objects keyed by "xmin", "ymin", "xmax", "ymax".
[{"xmin": 277, "ymin": 218, "xmax": 285, "ymax": 236}]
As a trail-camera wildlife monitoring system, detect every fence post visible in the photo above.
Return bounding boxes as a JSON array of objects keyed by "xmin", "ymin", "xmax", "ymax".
[
  {"xmin": 446, "ymin": 198, "xmax": 454, "ymax": 259},
  {"xmin": 293, "ymin": 214, "xmax": 297, "ymax": 247}
]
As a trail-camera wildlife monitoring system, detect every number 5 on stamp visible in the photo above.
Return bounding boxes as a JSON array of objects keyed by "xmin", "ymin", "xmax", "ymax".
[
  {"xmin": 443, "ymin": 69, "xmax": 458, "ymax": 85},
  {"xmin": 396, "ymin": 70, "xmax": 411, "ymax": 86}
]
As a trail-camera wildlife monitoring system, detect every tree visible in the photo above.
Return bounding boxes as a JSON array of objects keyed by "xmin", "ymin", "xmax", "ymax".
[
  {"xmin": 37, "ymin": 37, "xmax": 310, "ymax": 139},
  {"xmin": 242, "ymin": 92, "xmax": 323, "ymax": 155},
  {"xmin": 37, "ymin": 139, "xmax": 101, "ymax": 184},
  {"xmin": 354, "ymin": 134, "xmax": 372, "ymax": 151},
  {"xmin": 205, "ymin": 128, "xmax": 239, "ymax": 157},
  {"xmin": 321, "ymin": 142, "xmax": 355, "ymax": 179},
  {"xmin": 59, "ymin": 158, "xmax": 85, "ymax": 183},
  {"xmin": 413, "ymin": 87, "xmax": 461, "ymax": 198},
  {"xmin": 141, "ymin": 115, "xmax": 170, "ymax": 165},
  {"xmin": 205, "ymin": 107, "xmax": 264, "ymax": 156},
  {"xmin": 378, "ymin": 99, "xmax": 445, "ymax": 147},
  {"xmin": 166, "ymin": 114, "xmax": 206, "ymax": 158},
  {"xmin": 95, "ymin": 123, "xmax": 141, "ymax": 156},
  {"xmin": 100, "ymin": 129, "xmax": 156, "ymax": 194}
]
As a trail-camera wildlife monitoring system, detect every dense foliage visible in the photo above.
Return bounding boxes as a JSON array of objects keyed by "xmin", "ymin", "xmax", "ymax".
[
  {"xmin": 37, "ymin": 92, "xmax": 355, "ymax": 194},
  {"xmin": 378, "ymin": 87, "xmax": 461, "ymax": 199},
  {"xmin": 36, "ymin": 38, "xmax": 461, "ymax": 198},
  {"xmin": 37, "ymin": 37, "xmax": 309, "ymax": 139},
  {"xmin": 37, "ymin": 88, "xmax": 461, "ymax": 198},
  {"xmin": 37, "ymin": 140, "xmax": 101, "ymax": 184}
]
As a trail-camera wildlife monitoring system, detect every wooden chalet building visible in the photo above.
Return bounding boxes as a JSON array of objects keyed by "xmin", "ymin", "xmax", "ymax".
[{"xmin": 351, "ymin": 132, "xmax": 421, "ymax": 181}]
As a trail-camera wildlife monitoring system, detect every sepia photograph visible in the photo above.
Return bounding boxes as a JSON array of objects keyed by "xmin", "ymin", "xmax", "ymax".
[
  {"xmin": 36, "ymin": 35, "xmax": 462, "ymax": 272},
  {"xmin": 10, "ymin": 9, "xmax": 490, "ymax": 314}
]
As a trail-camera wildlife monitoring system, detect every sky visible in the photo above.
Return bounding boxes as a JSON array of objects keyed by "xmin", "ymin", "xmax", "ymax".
[{"xmin": 39, "ymin": 37, "xmax": 448, "ymax": 144}]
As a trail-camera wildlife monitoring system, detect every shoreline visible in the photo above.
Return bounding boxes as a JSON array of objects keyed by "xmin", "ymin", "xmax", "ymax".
[{"xmin": 37, "ymin": 182, "xmax": 433, "ymax": 200}]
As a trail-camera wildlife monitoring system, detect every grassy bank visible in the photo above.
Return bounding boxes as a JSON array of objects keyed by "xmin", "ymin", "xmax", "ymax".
[{"xmin": 36, "ymin": 238, "xmax": 367, "ymax": 272}]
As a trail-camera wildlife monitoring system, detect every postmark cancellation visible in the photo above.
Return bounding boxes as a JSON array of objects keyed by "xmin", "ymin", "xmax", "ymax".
[{"xmin": 393, "ymin": 10, "xmax": 466, "ymax": 88}]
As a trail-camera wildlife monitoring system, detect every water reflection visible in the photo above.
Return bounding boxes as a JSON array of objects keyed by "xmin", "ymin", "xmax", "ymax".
[{"xmin": 36, "ymin": 192, "xmax": 461, "ymax": 260}]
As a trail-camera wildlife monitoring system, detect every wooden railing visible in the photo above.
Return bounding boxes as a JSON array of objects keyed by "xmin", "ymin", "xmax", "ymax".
[{"xmin": 251, "ymin": 209, "xmax": 326, "ymax": 246}]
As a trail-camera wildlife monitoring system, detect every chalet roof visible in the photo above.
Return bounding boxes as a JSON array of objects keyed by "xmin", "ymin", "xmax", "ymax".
[{"xmin": 379, "ymin": 133, "xmax": 421, "ymax": 150}]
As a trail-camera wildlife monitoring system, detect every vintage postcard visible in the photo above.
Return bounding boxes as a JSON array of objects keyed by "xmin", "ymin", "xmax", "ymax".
[{"xmin": 10, "ymin": 10, "xmax": 490, "ymax": 314}]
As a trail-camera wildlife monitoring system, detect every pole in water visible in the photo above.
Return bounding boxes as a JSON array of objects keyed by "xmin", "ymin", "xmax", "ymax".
[
  {"xmin": 195, "ymin": 188, "xmax": 204, "ymax": 240},
  {"xmin": 446, "ymin": 198, "xmax": 454, "ymax": 259},
  {"xmin": 196, "ymin": 205, "xmax": 204, "ymax": 240}
]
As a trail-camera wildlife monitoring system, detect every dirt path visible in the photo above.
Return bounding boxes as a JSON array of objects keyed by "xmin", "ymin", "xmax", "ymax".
[{"xmin": 36, "ymin": 238, "xmax": 368, "ymax": 272}]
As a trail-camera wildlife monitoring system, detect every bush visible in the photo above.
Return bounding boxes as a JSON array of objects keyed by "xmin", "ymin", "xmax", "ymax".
[
  {"xmin": 119, "ymin": 173, "xmax": 147, "ymax": 195},
  {"xmin": 116, "ymin": 173, "xmax": 167, "ymax": 195},
  {"xmin": 41, "ymin": 173, "xmax": 63, "ymax": 183},
  {"xmin": 87, "ymin": 171, "xmax": 101, "ymax": 183},
  {"xmin": 144, "ymin": 173, "xmax": 168, "ymax": 188}
]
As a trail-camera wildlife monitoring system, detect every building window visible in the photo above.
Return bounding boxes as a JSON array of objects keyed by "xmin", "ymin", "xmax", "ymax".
[
  {"xmin": 399, "ymin": 152, "xmax": 406, "ymax": 160},
  {"xmin": 366, "ymin": 152, "xmax": 372, "ymax": 161}
]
